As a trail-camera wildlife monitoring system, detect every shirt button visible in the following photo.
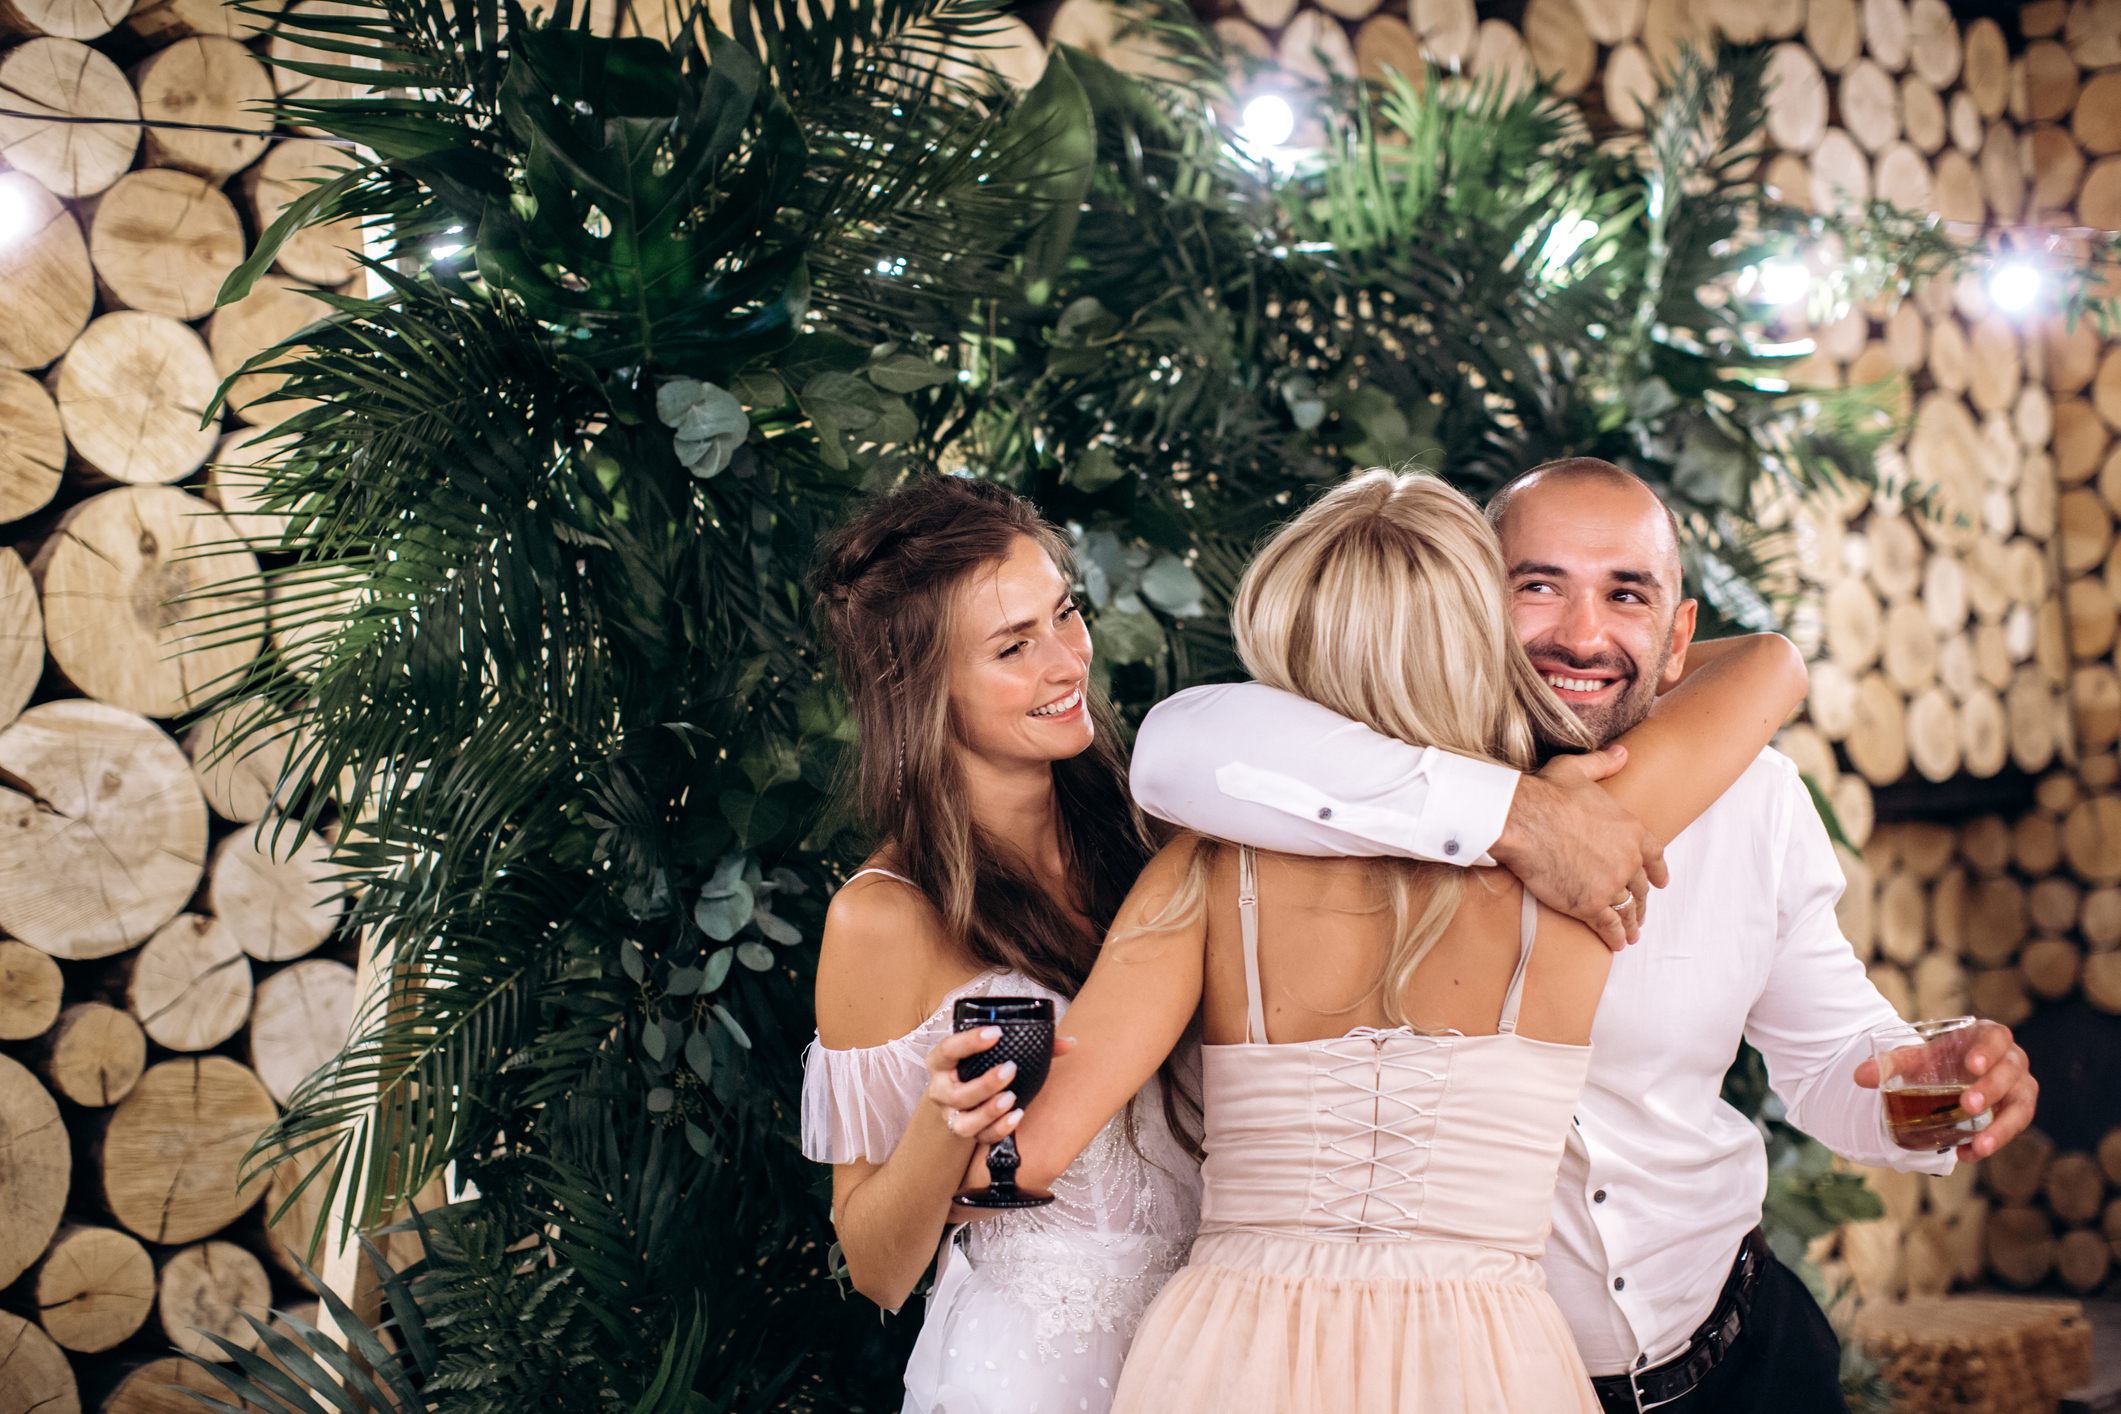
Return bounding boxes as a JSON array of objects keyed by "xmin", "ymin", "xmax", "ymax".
[
  {"xmin": 1444, "ymin": 839, "xmax": 1460, "ymax": 856},
  {"xmin": 1613, "ymin": 1277, "xmax": 1626, "ymax": 1291},
  {"xmin": 1317, "ymin": 807, "xmax": 1333, "ymax": 820},
  {"xmin": 1594, "ymin": 1189, "xmax": 1607, "ymax": 1203}
]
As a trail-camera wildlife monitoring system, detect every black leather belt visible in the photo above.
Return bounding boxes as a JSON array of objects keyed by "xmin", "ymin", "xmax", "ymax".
[{"xmin": 1589, "ymin": 1228, "xmax": 1769, "ymax": 1414}]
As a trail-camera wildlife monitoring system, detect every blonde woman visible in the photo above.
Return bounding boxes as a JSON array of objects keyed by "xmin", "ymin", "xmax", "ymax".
[{"xmin": 961, "ymin": 470, "xmax": 1808, "ymax": 1412}]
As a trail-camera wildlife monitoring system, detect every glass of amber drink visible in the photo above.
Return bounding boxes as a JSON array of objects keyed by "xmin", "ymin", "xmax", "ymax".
[{"xmin": 1874, "ymin": 1017, "xmax": 1994, "ymax": 1152}]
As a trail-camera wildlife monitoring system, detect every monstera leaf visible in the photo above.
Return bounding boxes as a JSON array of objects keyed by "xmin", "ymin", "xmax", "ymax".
[{"xmin": 474, "ymin": 27, "xmax": 811, "ymax": 370}]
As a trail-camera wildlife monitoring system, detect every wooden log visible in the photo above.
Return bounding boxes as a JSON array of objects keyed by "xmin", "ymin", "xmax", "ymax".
[
  {"xmin": 2007, "ymin": 538, "xmax": 2051, "ymax": 610},
  {"xmin": 1863, "ymin": 0, "xmax": 1909, "ymax": 70},
  {"xmin": 2009, "ymin": 666, "xmax": 2059, "ymax": 772},
  {"xmin": 2085, "ymin": 887, "xmax": 2121, "ymax": 951},
  {"xmin": 1848, "ymin": 671, "xmax": 1909, "ymax": 785},
  {"xmin": 1841, "ymin": 1211, "xmax": 1906, "ymax": 1300},
  {"xmin": 2082, "ymin": 154, "xmax": 2121, "ymax": 230},
  {"xmin": 33, "ymin": 485, "xmax": 264, "ymax": 717},
  {"xmin": 1873, "ymin": 141, "xmax": 1931, "ymax": 210},
  {"xmin": 2102, "ymin": 1127, "xmax": 2121, "ymax": 1185},
  {"xmin": 2086, "ymin": 950, "xmax": 2121, "ymax": 1012},
  {"xmin": 1886, "ymin": 300, "xmax": 1925, "ymax": 370},
  {"xmin": 1906, "ymin": 0, "xmax": 1958, "ymax": 87},
  {"xmin": 0, "ymin": 372, "xmax": 63, "ymax": 525},
  {"xmin": 39, "ymin": 1002, "xmax": 144, "ymax": 1107},
  {"xmin": 1811, "ymin": 128, "xmax": 1873, "ymax": 212},
  {"xmin": 1827, "ymin": 577, "xmax": 1884, "ymax": 669},
  {"xmin": 32, "ymin": 1224, "xmax": 153, "ymax": 1353},
  {"xmin": 2019, "ymin": 382, "xmax": 2055, "ymax": 453},
  {"xmin": 131, "ymin": 37, "xmax": 272, "ymax": 179},
  {"xmin": 1841, "ymin": 60, "xmax": 1900, "ymax": 154},
  {"xmin": 1833, "ymin": 774, "xmax": 1875, "ymax": 849},
  {"xmin": 2031, "ymin": 873, "xmax": 2078, "ymax": 929},
  {"xmin": 1877, "ymin": 872, "xmax": 1927, "ymax": 964},
  {"xmin": 2031, "ymin": 122, "xmax": 2088, "ymax": 211},
  {"xmin": 0, "ymin": 701, "xmax": 206, "ymax": 958},
  {"xmin": 0, "ymin": 174, "xmax": 93, "ymax": 373},
  {"xmin": 1231, "ymin": 0, "xmax": 1293, "ymax": 32},
  {"xmin": 204, "ymin": 430, "xmax": 302, "ymax": 552},
  {"xmin": 1908, "ymin": 687, "xmax": 1960, "ymax": 781},
  {"xmin": 207, "ymin": 275, "xmax": 329, "ymax": 428},
  {"xmin": 1352, "ymin": 16, "xmax": 1424, "ymax": 84},
  {"xmin": 2071, "ymin": 576, "xmax": 2119, "ymax": 661},
  {"xmin": 0, "ymin": 940, "xmax": 62, "ymax": 1041},
  {"xmin": 1988, "ymin": 1206, "xmax": 2060, "ymax": 1285},
  {"xmin": 262, "ymin": 1143, "xmax": 324, "ymax": 1289},
  {"xmin": 1910, "ymin": 392, "xmax": 1986, "ymax": 542},
  {"xmin": 1913, "ymin": 949, "xmax": 1968, "ymax": 1020},
  {"xmin": 2059, "ymin": 1227, "xmax": 2111, "ymax": 1292},
  {"xmin": 0, "ymin": 1313, "xmax": 77, "ymax": 1414},
  {"xmin": 2055, "ymin": 398, "xmax": 2109, "ymax": 484},
  {"xmin": 1960, "ymin": 689, "xmax": 2008, "ymax": 776},
  {"xmin": 1776, "ymin": 723, "xmax": 1840, "ymax": 787},
  {"xmin": 0, "ymin": 548, "xmax": 40, "ymax": 736},
  {"xmin": 2046, "ymin": 1150, "xmax": 2106, "ymax": 1225},
  {"xmin": 209, "ymin": 826, "xmax": 343, "ymax": 963},
  {"xmin": 184, "ymin": 699, "xmax": 300, "ymax": 824},
  {"xmin": 1966, "ymin": 875, "xmax": 2027, "ymax": 966},
  {"xmin": 1989, "ymin": 1126, "xmax": 2056, "ymax": 1204},
  {"xmin": 1940, "ymin": 628, "xmax": 1977, "ymax": 699},
  {"xmin": 2048, "ymin": 315, "xmax": 2103, "ymax": 397},
  {"xmin": 1931, "ymin": 866, "xmax": 1965, "ymax": 955},
  {"xmin": 1963, "ymin": 17, "xmax": 2008, "ymax": 118},
  {"xmin": 1573, "ymin": 0, "xmax": 1642, "ymax": 45},
  {"xmin": 47, "ymin": 312, "xmax": 222, "ymax": 485},
  {"xmin": 157, "ymin": 1239, "xmax": 269, "ymax": 1360},
  {"xmin": 0, "ymin": 1053, "xmax": 70, "ymax": 1289},
  {"xmin": 1884, "ymin": 599, "xmax": 1938, "ymax": 690},
  {"xmin": 0, "ymin": 0, "xmax": 125, "ymax": 37},
  {"xmin": 1905, "ymin": 821, "xmax": 1957, "ymax": 879},
  {"xmin": 1968, "ymin": 316, "xmax": 2022, "ymax": 415},
  {"xmin": 1868, "ymin": 960, "xmax": 1915, "ymax": 1019},
  {"xmin": 1522, "ymin": 0, "xmax": 1594, "ymax": 96},
  {"xmin": 2065, "ymin": 794, "xmax": 2121, "ymax": 885},
  {"xmin": 1838, "ymin": 846, "xmax": 1877, "ymax": 960},
  {"xmin": 1931, "ymin": 146, "xmax": 1985, "ymax": 221},
  {"xmin": 2098, "ymin": 346, "xmax": 2121, "ymax": 432},
  {"xmin": 1971, "ymin": 965, "xmax": 2033, "ymax": 1024},
  {"xmin": 2025, "ymin": 38, "xmax": 2081, "ymax": 124},
  {"xmin": 1981, "ymin": 119, "xmax": 2027, "ymax": 222},
  {"xmin": 1603, "ymin": 42, "xmax": 1656, "ymax": 130},
  {"xmin": 83, "ymin": 169, "xmax": 245, "ymax": 322},
  {"xmin": 101, "ymin": 1357, "xmax": 230, "ymax": 1414},
  {"xmin": 248, "ymin": 958, "xmax": 357, "ymax": 1105},
  {"xmin": 1959, "ymin": 814, "xmax": 2011, "ymax": 874},
  {"xmin": 0, "ymin": 39, "xmax": 138, "ymax": 199},
  {"xmin": 126, "ymin": 0, "xmax": 281, "ymax": 43},
  {"xmin": 1314, "ymin": 0, "xmax": 1383, "ymax": 22},
  {"xmin": 1808, "ymin": 0, "xmax": 1861, "ymax": 71},
  {"xmin": 2021, "ymin": 452, "xmax": 2059, "ymax": 539},
  {"xmin": 127, "ymin": 913, "xmax": 252, "ymax": 1052},
  {"xmin": 1976, "ymin": 621, "xmax": 2013, "ymax": 691},
  {"xmin": 2023, "ymin": 937, "xmax": 2082, "ymax": 998},
  {"xmin": 2068, "ymin": 0, "xmax": 2121, "ymax": 67},
  {"xmin": 1856, "ymin": 1296, "xmax": 2091, "ymax": 1403},
  {"xmin": 101, "ymin": 1056, "xmax": 274, "ymax": 1246},
  {"xmin": 1412, "ymin": 0, "xmax": 1477, "ymax": 66},
  {"xmin": 2077, "ymin": 664, "xmax": 2121, "ymax": 750},
  {"xmin": 1765, "ymin": 43, "xmax": 1827, "ymax": 154},
  {"xmin": 1467, "ymin": 20, "xmax": 1535, "ymax": 100},
  {"xmin": 2078, "ymin": 71, "xmax": 2121, "ymax": 157},
  {"xmin": 1901, "ymin": 76, "xmax": 1945, "ymax": 159}
]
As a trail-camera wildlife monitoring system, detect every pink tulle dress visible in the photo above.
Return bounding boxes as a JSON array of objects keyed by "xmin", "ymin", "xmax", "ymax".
[
  {"xmin": 801, "ymin": 871, "xmax": 1202, "ymax": 1414},
  {"xmin": 1110, "ymin": 849, "xmax": 1601, "ymax": 1414}
]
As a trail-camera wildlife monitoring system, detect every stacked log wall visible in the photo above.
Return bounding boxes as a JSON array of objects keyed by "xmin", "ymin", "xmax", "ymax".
[{"xmin": 0, "ymin": 2, "xmax": 371, "ymax": 1408}]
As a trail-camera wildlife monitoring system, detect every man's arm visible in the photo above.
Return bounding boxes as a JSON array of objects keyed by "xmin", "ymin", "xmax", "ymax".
[
  {"xmin": 1130, "ymin": 682, "xmax": 1667, "ymax": 949},
  {"xmin": 1748, "ymin": 762, "xmax": 2031, "ymax": 1170}
]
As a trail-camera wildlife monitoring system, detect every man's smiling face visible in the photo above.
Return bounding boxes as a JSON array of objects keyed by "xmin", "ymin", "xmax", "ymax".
[{"xmin": 1494, "ymin": 471, "xmax": 1698, "ymax": 747}]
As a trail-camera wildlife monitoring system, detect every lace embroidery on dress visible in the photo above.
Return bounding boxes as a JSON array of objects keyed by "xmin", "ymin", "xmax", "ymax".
[{"xmin": 969, "ymin": 1102, "xmax": 1192, "ymax": 1356}]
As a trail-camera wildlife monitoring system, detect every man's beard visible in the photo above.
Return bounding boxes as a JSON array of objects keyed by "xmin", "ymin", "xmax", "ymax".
[{"xmin": 1527, "ymin": 637, "xmax": 1673, "ymax": 748}]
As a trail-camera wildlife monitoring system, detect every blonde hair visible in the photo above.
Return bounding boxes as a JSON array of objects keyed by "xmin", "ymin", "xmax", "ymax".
[{"xmin": 1152, "ymin": 470, "xmax": 1593, "ymax": 1029}]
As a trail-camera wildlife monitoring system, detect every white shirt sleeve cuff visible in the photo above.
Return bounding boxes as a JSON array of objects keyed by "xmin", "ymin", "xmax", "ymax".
[{"xmin": 1212, "ymin": 749, "xmax": 1519, "ymax": 868}]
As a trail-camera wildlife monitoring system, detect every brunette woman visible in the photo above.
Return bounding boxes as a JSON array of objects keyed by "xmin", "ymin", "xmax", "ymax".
[{"xmin": 801, "ymin": 476, "xmax": 1200, "ymax": 1414}]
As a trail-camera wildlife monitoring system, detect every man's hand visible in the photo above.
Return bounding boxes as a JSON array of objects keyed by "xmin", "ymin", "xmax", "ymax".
[
  {"xmin": 1490, "ymin": 746, "xmax": 1669, "ymax": 952},
  {"xmin": 1853, "ymin": 1021, "xmax": 2037, "ymax": 1162}
]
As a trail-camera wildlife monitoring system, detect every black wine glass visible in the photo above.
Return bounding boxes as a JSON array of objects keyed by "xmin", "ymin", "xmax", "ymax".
[{"xmin": 951, "ymin": 996, "xmax": 1056, "ymax": 1210}]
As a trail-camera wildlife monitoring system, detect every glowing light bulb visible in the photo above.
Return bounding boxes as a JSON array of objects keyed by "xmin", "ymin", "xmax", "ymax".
[
  {"xmin": 1238, "ymin": 94, "xmax": 1295, "ymax": 154},
  {"xmin": 1756, "ymin": 259, "xmax": 1811, "ymax": 305},
  {"xmin": 1991, "ymin": 262, "xmax": 2042, "ymax": 313},
  {"xmin": 1542, "ymin": 217, "xmax": 1600, "ymax": 270},
  {"xmin": 431, "ymin": 242, "xmax": 465, "ymax": 259}
]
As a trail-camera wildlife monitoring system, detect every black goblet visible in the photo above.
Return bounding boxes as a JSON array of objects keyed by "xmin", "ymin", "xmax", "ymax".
[{"xmin": 951, "ymin": 996, "xmax": 1055, "ymax": 1210}]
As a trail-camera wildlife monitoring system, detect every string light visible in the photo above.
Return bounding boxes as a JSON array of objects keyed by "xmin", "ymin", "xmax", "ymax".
[
  {"xmin": 431, "ymin": 225, "xmax": 466, "ymax": 260},
  {"xmin": 1541, "ymin": 217, "xmax": 1600, "ymax": 271},
  {"xmin": 1237, "ymin": 94, "xmax": 1295, "ymax": 155},
  {"xmin": 1755, "ymin": 259, "xmax": 1812, "ymax": 305},
  {"xmin": 1990, "ymin": 261, "xmax": 2042, "ymax": 313}
]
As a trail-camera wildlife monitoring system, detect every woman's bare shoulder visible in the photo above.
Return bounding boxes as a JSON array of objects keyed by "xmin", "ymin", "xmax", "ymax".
[{"xmin": 817, "ymin": 860, "xmax": 963, "ymax": 1049}]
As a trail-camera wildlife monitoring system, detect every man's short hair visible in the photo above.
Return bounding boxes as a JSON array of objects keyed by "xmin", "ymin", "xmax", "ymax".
[{"xmin": 1484, "ymin": 458, "xmax": 1684, "ymax": 578}]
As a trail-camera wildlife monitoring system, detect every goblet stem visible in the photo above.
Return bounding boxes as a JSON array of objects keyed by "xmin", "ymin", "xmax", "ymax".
[{"xmin": 986, "ymin": 1135, "xmax": 1023, "ymax": 1197}]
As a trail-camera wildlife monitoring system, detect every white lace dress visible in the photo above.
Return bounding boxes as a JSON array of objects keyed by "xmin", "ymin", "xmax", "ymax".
[{"xmin": 802, "ymin": 968, "xmax": 1202, "ymax": 1414}]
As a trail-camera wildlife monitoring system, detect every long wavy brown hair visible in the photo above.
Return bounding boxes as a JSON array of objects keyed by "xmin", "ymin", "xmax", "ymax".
[{"xmin": 812, "ymin": 476, "xmax": 1156, "ymax": 998}]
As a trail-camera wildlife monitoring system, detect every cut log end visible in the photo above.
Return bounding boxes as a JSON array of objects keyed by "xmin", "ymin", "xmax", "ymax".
[
  {"xmin": 33, "ymin": 1224, "xmax": 153, "ymax": 1353},
  {"xmin": 40, "ymin": 1002, "xmax": 144, "ymax": 1107},
  {"xmin": 157, "ymin": 1240, "xmax": 271, "ymax": 1360},
  {"xmin": 101, "ymin": 1056, "xmax": 275, "ymax": 1246}
]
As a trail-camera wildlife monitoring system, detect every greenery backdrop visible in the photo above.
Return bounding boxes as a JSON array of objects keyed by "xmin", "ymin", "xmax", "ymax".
[{"xmin": 181, "ymin": 2, "xmax": 1982, "ymax": 1408}]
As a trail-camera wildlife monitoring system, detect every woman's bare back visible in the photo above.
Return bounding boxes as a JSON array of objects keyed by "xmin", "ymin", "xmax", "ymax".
[{"xmin": 1198, "ymin": 851, "xmax": 1612, "ymax": 1048}]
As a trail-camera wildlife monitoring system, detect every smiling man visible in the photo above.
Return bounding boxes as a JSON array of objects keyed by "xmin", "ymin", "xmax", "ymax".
[{"xmin": 1129, "ymin": 459, "xmax": 2038, "ymax": 1414}]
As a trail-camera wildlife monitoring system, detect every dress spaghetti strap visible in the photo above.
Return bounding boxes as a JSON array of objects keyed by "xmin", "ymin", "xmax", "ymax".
[
  {"xmin": 1237, "ymin": 847, "xmax": 1267, "ymax": 1045},
  {"xmin": 1496, "ymin": 888, "xmax": 1539, "ymax": 1035},
  {"xmin": 846, "ymin": 866, "xmax": 915, "ymax": 887}
]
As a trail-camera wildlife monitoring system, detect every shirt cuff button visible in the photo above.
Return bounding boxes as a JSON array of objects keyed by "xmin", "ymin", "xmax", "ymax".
[
  {"xmin": 1613, "ymin": 1277, "xmax": 1625, "ymax": 1291},
  {"xmin": 1593, "ymin": 1189, "xmax": 1607, "ymax": 1203},
  {"xmin": 1317, "ymin": 807, "xmax": 1333, "ymax": 820},
  {"xmin": 1443, "ymin": 839, "xmax": 1459, "ymax": 856}
]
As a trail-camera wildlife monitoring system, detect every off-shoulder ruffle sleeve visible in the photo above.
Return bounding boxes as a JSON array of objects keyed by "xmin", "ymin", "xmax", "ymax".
[{"xmin": 801, "ymin": 1034, "xmax": 931, "ymax": 1165}]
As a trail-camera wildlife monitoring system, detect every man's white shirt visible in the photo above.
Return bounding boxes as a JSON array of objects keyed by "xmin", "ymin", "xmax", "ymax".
[{"xmin": 1131, "ymin": 682, "xmax": 1951, "ymax": 1376}]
